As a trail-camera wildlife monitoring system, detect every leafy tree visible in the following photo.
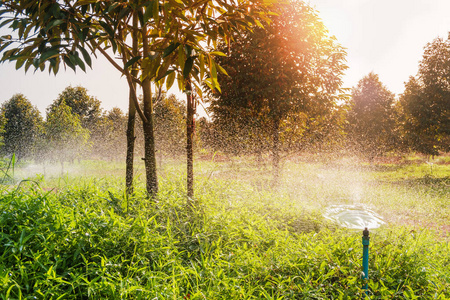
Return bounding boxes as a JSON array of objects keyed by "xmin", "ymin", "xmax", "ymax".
[
  {"xmin": 0, "ymin": 94, "xmax": 43, "ymax": 161},
  {"xmin": 44, "ymin": 100, "xmax": 89, "ymax": 171},
  {"xmin": 105, "ymin": 107, "xmax": 128, "ymax": 160},
  {"xmin": 154, "ymin": 93, "xmax": 186, "ymax": 161},
  {"xmin": 0, "ymin": 0, "xmax": 274, "ymax": 199},
  {"xmin": 48, "ymin": 86, "xmax": 102, "ymax": 130},
  {"xmin": 88, "ymin": 107, "xmax": 128, "ymax": 161},
  {"xmin": 209, "ymin": 0, "xmax": 347, "ymax": 185},
  {"xmin": 347, "ymin": 73, "xmax": 397, "ymax": 160},
  {"xmin": 398, "ymin": 35, "xmax": 450, "ymax": 155}
]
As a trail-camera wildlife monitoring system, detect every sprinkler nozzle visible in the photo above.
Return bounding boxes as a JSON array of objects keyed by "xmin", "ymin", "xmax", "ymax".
[{"xmin": 363, "ymin": 227, "xmax": 369, "ymax": 239}]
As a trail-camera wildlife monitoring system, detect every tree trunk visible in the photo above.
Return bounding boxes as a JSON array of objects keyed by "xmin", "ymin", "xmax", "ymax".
[
  {"xmin": 125, "ymin": 12, "xmax": 139, "ymax": 195},
  {"xmin": 141, "ymin": 25, "xmax": 158, "ymax": 198},
  {"xmin": 186, "ymin": 79, "xmax": 195, "ymax": 203},
  {"xmin": 272, "ymin": 117, "xmax": 281, "ymax": 187},
  {"xmin": 125, "ymin": 91, "xmax": 136, "ymax": 195}
]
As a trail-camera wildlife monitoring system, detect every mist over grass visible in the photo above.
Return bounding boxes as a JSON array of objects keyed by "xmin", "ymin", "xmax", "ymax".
[{"xmin": 1, "ymin": 155, "xmax": 449, "ymax": 298}]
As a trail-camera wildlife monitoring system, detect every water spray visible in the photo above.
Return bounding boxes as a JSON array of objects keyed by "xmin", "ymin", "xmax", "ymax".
[{"xmin": 362, "ymin": 227, "xmax": 370, "ymax": 296}]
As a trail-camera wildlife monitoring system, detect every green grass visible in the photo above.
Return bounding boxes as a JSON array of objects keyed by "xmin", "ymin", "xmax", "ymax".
[{"xmin": 0, "ymin": 156, "xmax": 449, "ymax": 299}]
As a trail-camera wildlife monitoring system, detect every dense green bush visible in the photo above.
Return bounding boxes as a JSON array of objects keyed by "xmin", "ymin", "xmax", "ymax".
[{"xmin": 0, "ymin": 174, "xmax": 449, "ymax": 299}]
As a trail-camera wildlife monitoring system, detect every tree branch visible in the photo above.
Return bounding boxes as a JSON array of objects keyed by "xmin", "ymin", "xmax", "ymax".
[
  {"xmin": 90, "ymin": 41, "xmax": 141, "ymax": 86},
  {"xmin": 118, "ymin": 24, "xmax": 148, "ymax": 124}
]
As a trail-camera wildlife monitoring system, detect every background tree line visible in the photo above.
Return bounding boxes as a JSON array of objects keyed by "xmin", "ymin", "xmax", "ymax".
[
  {"xmin": 1, "ymin": 27, "xmax": 448, "ymax": 172},
  {"xmin": 201, "ymin": 32, "xmax": 450, "ymax": 165},
  {"xmin": 0, "ymin": 86, "xmax": 187, "ymax": 170},
  {"xmin": 0, "ymin": 0, "xmax": 448, "ymax": 192}
]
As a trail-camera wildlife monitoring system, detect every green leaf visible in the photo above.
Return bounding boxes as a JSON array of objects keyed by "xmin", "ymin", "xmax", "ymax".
[
  {"xmin": 32, "ymin": 57, "xmax": 39, "ymax": 69},
  {"xmin": 78, "ymin": 46, "xmax": 92, "ymax": 68},
  {"xmin": 184, "ymin": 44, "xmax": 193, "ymax": 57},
  {"xmin": 52, "ymin": 4, "xmax": 61, "ymax": 18},
  {"xmin": 137, "ymin": 9, "xmax": 144, "ymax": 27},
  {"xmin": 74, "ymin": 0, "xmax": 97, "ymax": 6},
  {"xmin": 0, "ymin": 10, "xmax": 10, "ymax": 17},
  {"xmin": 52, "ymin": 57, "xmax": 60, "ymax": 75},
  {"xmin": 118, "ymin": 7, "xmax": 131, "ymax": 20},
  {"xmin": 183, "ymin": 56, "xmax": 195, "ymax": 78},
  {"xmin": 124, "ymin": 55, "xmax": 141, "ymax": 70},
  {"xmin": 0, "ymin": 41, "xmax": 12, "ymax": 53},
  {"xmin": 99, "ymin": 21, "xmax": 115, "ymax": 38},
  {"xmin": 199, "ymin": 54, "xmax": 205, "ymax": 80},
  {"xmin": 73, "ymin": 52, "xmax": 86, "ymax": 72},
  {"xmin": 143, "ymin": 1, "xmax": 155, "ymax": 23},
  {"xmin": 162, "ymin": 42, "xmax": 180, "ymax": 58},
  {"xmin": 0, "ymin": 18, "xmax": 14, "ymax": 29},
  {"xmin": 255, "ymin": 19, "xmax": 264, "ymax": 29},
  {"xmin": 209, "ymin": 51, "xmax": 227, "ymax": 57},
  {"xmin": 153, "ymin": 0, "xmax": 159, "ymax": 24},
  {"xmin": 107, "ymin": 2, "xmax": 120, "ymax": 13},
  {"xmin": 15, "ymin": 58, "xmax": 26, "ymax": 70},
  {"xmin": 210, "ymin": 59, "xmax": 217, "ymax": 82},
  {"xmin": 40, "ymin": 49, "xmax": 59, "ymax": 62},
  {"xmin": 155, "ymin": 61, "xmax": 170, "ymax": 81},
  {"xmin": 216, "ymin": 63, "xmax": 228, "ymax": 76},
  {"xmin": 45, "ymin": 19, "xmax": 65, "ymax": 32},
  {"xmin": 63, "ymin": 55, "xmax": 76, "ymax": 72},
  {"xmin": 166, "ymin": 71, "xmax": 176, "ymax": 90}
]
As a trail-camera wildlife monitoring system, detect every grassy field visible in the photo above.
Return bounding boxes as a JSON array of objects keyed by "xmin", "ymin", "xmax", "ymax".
[{"xmin": 1, "ymin": 154, "xmax": 449, "ymax": 299}]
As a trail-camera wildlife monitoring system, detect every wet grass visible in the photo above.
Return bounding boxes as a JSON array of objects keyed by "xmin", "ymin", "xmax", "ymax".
[{"xmin": 0, "ymin": 156, "xmax": 449, "ymax": 299}]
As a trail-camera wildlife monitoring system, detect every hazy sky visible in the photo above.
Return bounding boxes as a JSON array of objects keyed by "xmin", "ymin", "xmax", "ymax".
[{"xmin": 0, "ymin": 0, "xmax": 449, "ymax": 116}]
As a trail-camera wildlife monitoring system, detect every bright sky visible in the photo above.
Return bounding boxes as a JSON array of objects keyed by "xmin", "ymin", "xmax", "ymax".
[
  {"xmin": 309, "ymin": 0, "xmax": 450, "ymax": 94},
  {"xmin": 0, "ymin": 0, "xmax": 449, "ymax": 116}
]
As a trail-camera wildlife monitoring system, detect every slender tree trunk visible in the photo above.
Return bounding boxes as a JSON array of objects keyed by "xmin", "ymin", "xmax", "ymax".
[
  {"xmin": 126, "ymin": 90, "xmax": 136, "ymax": 194},
  {"xmin": 125, "ymin": 12, "xmax": 139, "ymax": 195},
  {"xmin": 272, "ymin": 117, "xmax": 281, "ymax": 187},
  {"xmin": 186, "ymin": 79, "xmax": 195, "ymax": 202},
  {"xmin": 141, "ymin": 25, "xmax": 158, "ymax": 198}
]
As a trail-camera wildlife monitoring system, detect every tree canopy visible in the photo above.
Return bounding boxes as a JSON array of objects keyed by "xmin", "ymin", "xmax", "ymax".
[
  {"xmin": 209, "ymin": 0, "xmax": 347, "ymax": 183},
  {"xmin": 48, "ymin": 86, "xmax": 102, "ymax": 130},
  {"xmin": 44, "ymin": 100, "xmax": 90, "ymax": 166},
  {"xmin": 347, "ymin": 72, "xmax": 397, "ymax": 159},
  {"xmin": 399, "ymin": 35, "xmax": 450, "ymax": 155},
  {"xmin": 0, "ymin": 94, "xmax": 42, "ymax": 160}
]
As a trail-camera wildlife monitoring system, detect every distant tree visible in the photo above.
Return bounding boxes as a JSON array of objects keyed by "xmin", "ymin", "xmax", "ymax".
[
  {"xmin": 48, "ymin": 86, "xmax": 102, "ymax": 130},
  {"xmin": 1, "ymin": 94, "xmax": 43, "ymax": 161},
  {"xmin": 209, "ymin": 0, "xmax": 347, "ymax": 185},
  {"xmin": 154, "ymin": 93, "xmax": 186, "ymax": 161},
  {"xmin": 105, "ymin": 108, "xmax": 128, "ymax": 160},
  {"xmin": 347, "ymin": 73, "xmax": 397, "ymax": 159},
  {"xmin": 44, "ymin": 101, "xmax": 89, "ymax": 171},
  {"xmin": 89, "ymin": 107, "xmax": 127, "ymax": 161},
  {"xmin": 398, "ymin": 35, "xmax": 450, "ymax": 155}
]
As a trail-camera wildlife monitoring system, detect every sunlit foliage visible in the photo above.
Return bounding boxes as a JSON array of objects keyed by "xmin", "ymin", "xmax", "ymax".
[
  {"xmin": 209, "ymin": 0, "xmax": 347, "ymax": 184},
  {"xmin": 0, "ymin": 94, "xmax": 43, "ymax": 161},
  {"xmin": 43, "ymin": 100, "xmax": 90, "ymax": 168},
  {"xmin": 154, "ymin": 93, "xmax": 186, "ymax": 159},
  {"xmin": 48, "ymin": 86, "xmax": 102, "ymax": 131},
  {"xmin": 347, "ymin": 73, "xmax": 398, "ymax": 160},
  {"xmin": 398, "ymin": 35, "xmax": 450, "ymax": 156}
]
